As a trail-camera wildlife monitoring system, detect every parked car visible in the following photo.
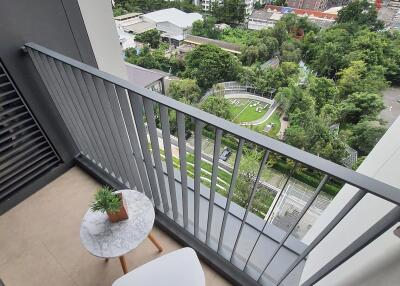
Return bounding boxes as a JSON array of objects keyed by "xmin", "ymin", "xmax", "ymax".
[{"xmin": 219, "ymin": 148, "xmax": 232, "ymax": 161}]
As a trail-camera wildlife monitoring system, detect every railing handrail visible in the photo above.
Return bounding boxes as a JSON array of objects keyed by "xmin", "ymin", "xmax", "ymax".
[{"xmin": 24, "ymin": 42, "xmax": 400, "ymax": 205}]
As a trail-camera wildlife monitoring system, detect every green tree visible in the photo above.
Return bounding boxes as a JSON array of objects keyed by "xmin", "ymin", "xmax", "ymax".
[
  {"xmin": 241, "ymin": 37, "xmax": 279, "ymax": 65},
  {"xmin": 306, "ymin": 76, "xmax": 339, "ymax": 110},
  {"xmin": 349, "ymin": 120, "xmax": 386, "ymax": 155},
  {"xmin": 168, "ymin": 79, "xmax": 202, "ymax": 104},
  {"xmin": 210, "ymin": 0, "xmax": 246, "ymax": 25},
  {"xmin": 191, "ymin": 17, "xmax": 220, "ymax": 39},
  {"xmin": 280, "ymin": 40, "xmax": 302, "ymax": 63},
  {"xmin": 336, "ymin": 61, "xmax": 388, "ymax": 96},
  {"xmin": 337, "ymin": 0, "xmax": 384, "ymax": 31},
  {"xmin": 135, "ymin": 29, "xmax": 161, "ymax": 49},
  {"xmin": 339, "ymin": 92, "xmax": 385, "ymax": 124},
  {"xmin": 200, "ymin": 96, "xmax": 233, "ymax": 120},
  {"xmin": 183, "ymin": 44, "xmax": 240, "ymax": 90}
]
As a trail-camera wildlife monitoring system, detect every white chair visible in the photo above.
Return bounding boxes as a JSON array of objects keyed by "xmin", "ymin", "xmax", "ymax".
[{"xmin": 112, "ymin": 248, "xmax": 205, "ymax": 286}]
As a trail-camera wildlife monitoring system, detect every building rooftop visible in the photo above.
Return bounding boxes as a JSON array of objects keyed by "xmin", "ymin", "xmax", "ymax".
[
  {"xmin": 124, "ymin": 21, "xmax": 156, "ymax": 34},
  {"xmin": 184, "ymin": 35, "xmax": 242, "ymax": 54},
  {"xmin": 142, "ymin": 8, "xmax": 202, "ymax": 29},
  {"xmin": 125, "ymin": 63, "xmax": 164, "ymax": 88},
  {"xmin": 265, "ymin": 5, "xmax": 337, "ymax": 20},
  {"xmin": 114, "ymin": 12, "xmax": 142, "ymax": 21}
]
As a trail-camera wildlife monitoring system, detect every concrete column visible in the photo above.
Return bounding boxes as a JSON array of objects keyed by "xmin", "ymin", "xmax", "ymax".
[
  {"xmin": 300, "ymin": 117, "xmax": 400, "ymax": 285},
  {"xmin": 77, "ymin": 0, "xmax": 127, "ymax": 79}
]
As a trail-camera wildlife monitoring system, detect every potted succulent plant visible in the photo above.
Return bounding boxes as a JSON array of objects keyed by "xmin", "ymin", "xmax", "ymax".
[{"xmin": 90, "ymin": 186, "xmax": 129, "ymax": 223}]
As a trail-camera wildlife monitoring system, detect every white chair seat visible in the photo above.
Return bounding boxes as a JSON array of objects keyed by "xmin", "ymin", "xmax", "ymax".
[{"xmin": 112, "ymin": 248, "xmax": 205, "ymax": 286}]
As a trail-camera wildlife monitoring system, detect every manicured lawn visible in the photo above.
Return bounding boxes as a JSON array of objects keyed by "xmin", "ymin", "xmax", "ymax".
[
  {"xmin": 229, "ymin": 99, "xmax": 269, "ymax": 123},
  {"xmin": 252, "ymin": 112, "xmax": 281, "ymax": 138}
]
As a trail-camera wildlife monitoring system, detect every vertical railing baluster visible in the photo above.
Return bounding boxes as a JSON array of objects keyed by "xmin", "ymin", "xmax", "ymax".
[
  {"xmin": 206, "ymin": 128, "xmax": 223, "ymax": 246},
  {"xmin": 92, "ymin": 77, "xmax": 131, "ymax": 185},
  {"xmin": 276, "ymin": 190, "xmax": 366, "ymax": 285},
  {"xmin": 230, "ymin": 150, "xmax": 270, "ymax": 262},
  {"xmin": 142, "ymin": 98, "xmax": 170, "ymax": 213},
  {"xmin": 47, "ymin": 57, "xmax": 92, "ymax": 158},
  {"xmin": 28, "ymin": 50, "xmax": 80, "ymax": 153},
  {"xmin": 244, "ymin": 163, "xmax": 297, "ymax": 271},
  {"xmin": 159, "ymin": 104, "xmax": 179, "ymax": 221},
  {"xmin": 218, "ymin": 138, "xmax": 245, "ymax": 253},
  {"xmin": 81, "ymin": 72, "xmax": 124, "ymax": 180},
  {"xmin": 55, "ymin": 61, "xmax": 102, "ymax": 166},
  {"xmin": 103, "ymin": 81, "xmax": 143, "ymax": 190},
  {"xmin": 115, "ymin": 86, "xmax": 154, "ymax": 200},
  {"xmin": 37, "ymin": 53, "xmax": 85, "ymax": 154},
  {"xmin": 194, "ymin": 119, "xmax": 205, "ymax": 239},
  {"xmin": 62, "ymin": 64, "xmax": 105, "ymax": 168},
  {"xmin": 176, "ymin": 111, "xmax": 189, "ymax": 229},
  {"xmin": 257, "ymin": 175, "xmax": 330, "ymax": 282},
  {"xmin": 128, "ymin": 91, "xmax": 161, "ymax": 208},
  {"xmin": 72, "ymin": 68, "xmax": 115, "ymax": 175}
]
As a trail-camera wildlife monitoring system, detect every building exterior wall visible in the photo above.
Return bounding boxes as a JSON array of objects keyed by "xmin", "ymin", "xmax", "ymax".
[
  {"xmin": 301, "ymin": 117, "xmax": 400, "ymax": 285},
  {"xmin": 0, "ymin": 0, "xmax": 98, "ymax": 211},
  {"xmin": 200, "ymin": 0, "xmax": 255, "ymax": 15},
  {"xmin": 78, "ymin": 0, "xmax": 128, "ymax": 79}
]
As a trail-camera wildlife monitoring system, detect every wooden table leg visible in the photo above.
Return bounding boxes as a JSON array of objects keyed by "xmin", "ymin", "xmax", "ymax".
[
  {"xmin": 148, "ymin": 232, "xmax": 163, "ymax": 252},
  {"xmin": 119, "ymin": 256, "xmax": 128, "ymax": 274}
]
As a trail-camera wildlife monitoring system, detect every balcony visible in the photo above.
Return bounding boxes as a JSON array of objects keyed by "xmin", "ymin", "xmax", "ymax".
[
  {"xmin": 0, "ymin": 42, "xmax": 399, "ymax": 286},
  {"xmin": 0, "ymin": 167, "xmax": 230, "ymax": 286}
]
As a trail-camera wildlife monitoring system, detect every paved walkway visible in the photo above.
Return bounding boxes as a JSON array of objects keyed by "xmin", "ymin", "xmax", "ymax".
[
  {"xmin": 224, "ymin": 93, "xmax": 278, "ymax": 126},
  {"xmin": 380, "ymin": 86, "xmax": 400, "ymax": 127}
]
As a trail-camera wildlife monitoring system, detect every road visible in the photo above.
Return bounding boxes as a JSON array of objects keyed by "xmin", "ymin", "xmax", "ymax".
[{"xmin": 380, "ymin": 87, "xmax": 400, "ymax": 127}]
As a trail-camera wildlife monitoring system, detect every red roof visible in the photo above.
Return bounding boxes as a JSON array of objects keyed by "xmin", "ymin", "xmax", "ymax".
[{"xmin": 264, "ymin": 4, "xmax": 337, "ymax": 20}]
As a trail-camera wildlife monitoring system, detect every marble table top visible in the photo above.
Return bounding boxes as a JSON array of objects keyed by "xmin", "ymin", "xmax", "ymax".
[{"xmin": 80, "ymin": 189, "xmax": 155, "ymax": 258}]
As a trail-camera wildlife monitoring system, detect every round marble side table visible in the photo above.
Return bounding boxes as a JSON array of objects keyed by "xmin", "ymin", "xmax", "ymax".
[{"xmin": 80, "ymin": 189, "xmax": 163, "ymax": 274}]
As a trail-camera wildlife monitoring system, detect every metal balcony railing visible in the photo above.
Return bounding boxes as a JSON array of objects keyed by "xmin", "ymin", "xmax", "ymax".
[{"xmin": 24, "ymin": 42, "xmax": 400, "ymax": 286}]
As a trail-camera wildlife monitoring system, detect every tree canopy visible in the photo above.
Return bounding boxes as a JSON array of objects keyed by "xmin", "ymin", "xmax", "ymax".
[
  {"xmin": 134, "ymin": 29, "xmax": 161, "ymax": 49},
  {"xmin": 210, "ymin": 0, "xmax": 246, "ymax": 25},
  {"xmin": 337, "ymin": 0, "xmax": 384, "ymax": 31},
  {"xmin": 183, "ymin": 44, "xmax": 241, "ymax": 90},
  {"xmin": 168, "ymin": 79, "xmax": 202, "ymax": 104},
  {"xmin": 200, "ymin": 95, "xmax": 233, "ymax": 120}
]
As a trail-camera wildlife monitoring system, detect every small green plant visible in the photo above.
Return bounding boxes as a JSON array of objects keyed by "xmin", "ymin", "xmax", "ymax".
[{"xmin": 90, "ymin": 186, "xmax": 121, "ymax": 214}]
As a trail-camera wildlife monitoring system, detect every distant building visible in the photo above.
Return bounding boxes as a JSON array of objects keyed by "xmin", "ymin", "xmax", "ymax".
[
  {"xmin": 199, "ymin": 0, "xmax": 256, "ymax": 15},
  {"xmin": 125, "ymin": 63, "xmax": 165, "ymax": 94},
  {"xmin": 142, "ymin": 8, "xmax": 202, "ymax": 44},
  {"xmin": 115, "ymin": 8, "xmax": 202, "ymax": 46},
  {"xmin": 248, "ymin": 5, "xmax": 337, "ymax": 30},
  {"xmin": 286, "ymin": 0, "xmax": 351, "ymax": 11},
  {"xmin": 183, "ymin": 35, "xmax": 242, "ymax": 54}
]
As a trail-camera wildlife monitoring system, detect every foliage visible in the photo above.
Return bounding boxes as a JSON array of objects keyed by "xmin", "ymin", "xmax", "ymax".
[
  {"xmin": 349, "ymin": 121, "xmax": 386, "ymax": 155},
  {"xmin": 135, "ymin": 29, "xmax": 161, "ymax": 48},
  {"xmin": 168, "ymin": 79, "xmax": 202, "ymax": 104},
  {"xmin": 241, "ymin": 36, "xmax": 279, "ymax": 65},
  {"xmin": 125, "ymin": 45, "xmax": 184, "ymax": 75},
  {"xmin": 183, "ymin": 44, "xmax": 240, "ymax": 90},
  {"xmin": 200, "ymin": 95, "xmax": 234, "ymax": 120},
  {"xmin": 90, "ymin": 186, "xmax": 121, "ymax": 214},
  {"xmin": 210, "ymin": 0, "xmax": 246, "ymax": 25},
  {"xmin": 113, "ymin": 0, "xmax": 200, "ymax": 14},
  {"xmin": 337, "ymin": 0, "xmax": 384, "ymax": 31},
  {"xmin": 280, "ymin": 39, "xmax": 302, "ymax": 62},
  {"xmin": 336, "ymin": 61, "xmax": 388, "ymax": 97},
  {"xmin": 339, "ymin": 92, "xmax": 385, "ymax": 124},
  {"xmin": 191, "ymin": 17, "xmax": 221, "ymax": 39}
]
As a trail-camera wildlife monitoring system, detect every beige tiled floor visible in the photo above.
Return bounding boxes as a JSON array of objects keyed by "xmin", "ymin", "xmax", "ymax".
[{"xmin": 0, "ymin": 167, "xmax": 231, "ymax": 286}]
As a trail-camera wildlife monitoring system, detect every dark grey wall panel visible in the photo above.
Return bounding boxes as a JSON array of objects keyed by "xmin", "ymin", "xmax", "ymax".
[
  {"xmin": 0, "ymin": 0, "xmax": 98, "ymax": 163},
  {"xmin": 0, "ymin": 0, "xmax": 98, "ymax": 212}
]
